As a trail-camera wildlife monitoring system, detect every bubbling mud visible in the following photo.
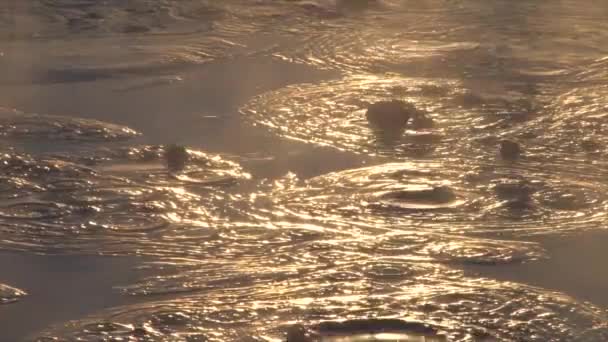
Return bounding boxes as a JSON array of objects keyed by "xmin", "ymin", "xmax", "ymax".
[
  {"xmin": 241, "ymin": 74, "xmax": 551, "ymax": 158},
  {"xmin": 0, "ymin": 146, "xmax": 251, "ymax": 256},
  {"xmin": 519, "ymin": 83, "xmax": 608, "ymax": 167},
  {"xmin": 270, "ymin": 0, "xmax": 608, "ymax": 77},
  {"xmin": 3, "ymin": 1, "xmax": 608, "ymax": 341},
  {"xmin": 262, "ymin": 162, "xmax": 608, "ymax": 236}
]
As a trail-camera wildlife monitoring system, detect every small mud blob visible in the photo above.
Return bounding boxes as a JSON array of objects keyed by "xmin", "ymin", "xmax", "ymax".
[
  {"xmin": 378, "ymin": 185, "xmax": 460, "ymax": 210},
  {"xmin": 366, "ymin": 100, "xmax": 417, "ymax": 132},
  {"xmin": 499, "ymin": 139, "xmax": 522, "ymax": 160},
  {"xmin": 493, "ymin": 179, "xmax": 535, "ymax": 200},
  {"xmin": 165, "ymin": 144, "xmax": 189, "ymax": 171},
  {"xmin": 0, "ymin": 283, "xmax": 26, "ymax": 304}
]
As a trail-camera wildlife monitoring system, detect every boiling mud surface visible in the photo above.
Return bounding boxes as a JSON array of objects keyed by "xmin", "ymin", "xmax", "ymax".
[{"xmin": 1, "ymin": 0, "xmax": 608, "ymax": 341}]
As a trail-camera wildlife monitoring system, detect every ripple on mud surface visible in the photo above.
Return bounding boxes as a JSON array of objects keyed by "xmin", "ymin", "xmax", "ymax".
[
  {"xmin": 39, "ymin": 36, "xmax": 253, "ymax": 83},
  {"xmin": 120, "ymin": 225, "xmax": 545, "ymax": 298},
  {"xmin": 0, "ymin": 283, "xmax": 26, "ymax": 304},
  {"xmin": 0, "ymin": 0, "xmax": 371, "ymax": 85},
  {"xmin": 241, "ymin": 74, "xmax": 551, "ymax": 158},
  {"xmin": 0, "ymin": 107, "xmax": 139, "ymax": 142},
  {"xmin": 209, "ymin": 0, "xmax": 399, "ymax": 37},
  {"xmin": 520, "ymin": 82, "xmax": 608, "ymax": 165},
  {"xmin": 0, "ymin": 152, "xmax": 95, "ymax": 183},
  {"xmin": 273, "ymin": 24, "xmax": 485, "ymax": 76},
  {"xmin": 54, "ymin": 161, "xmax": 550, "ymax": 307},
  {"xmin": 60, "ymin": 186, "xmax": 157, "ymax": 205},
  {"xmin": 1, "ymin": 0, "xmax": 222, "ymax": 39},
  {"xmin": 265, "ymin": 161, "xmax": 608, "ymax": 236},
  {"xmin": 271, "ymin": 1, "xmax": 608, "ymax": 76},
  {"xmin": 37, "ymin": 266, "xmax": 608, "ymax": 341},
  {"xmin": 79, "ymin": 144, "xmax": 251, "ymax": 185},
  {"xmin": 0, "ymin": 201, "xmax": 67, "ymax": 220},
  {"xmin": 0, "ymin": 0, "xmax": 361, "ymax": 39},
  {"xmin": 0, "ymin": 147, "xmax": 249, "ymax": 256},
  {"xmin": 0, "ymin": 176, "xmax": 41, "ymax": 199}
]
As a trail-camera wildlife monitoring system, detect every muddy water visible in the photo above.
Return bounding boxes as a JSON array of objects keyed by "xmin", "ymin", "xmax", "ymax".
[{"xmin": 1, "ymin": 0, "xmax": 608, "ymax": 341}]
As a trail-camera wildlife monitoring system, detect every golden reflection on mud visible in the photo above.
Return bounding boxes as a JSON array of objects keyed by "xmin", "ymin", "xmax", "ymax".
[
  {"xmin": 259, "ymin": 162, "xmax": 608, "ymax": 236},
  {"xmin": 2, "ymin": 0, "xmax": 608, "ymax": 341},
  {"xmin": 38, "ymin": 266, "xmax": 608, "ymax": 341},
  {"xmin": 0, "ymin": 283, "xmax": 26, "ymax": 304},
  {"xmin": 241, "ymin": 74, "xmax": 549, "ymax": 159},
  {"xmin": 0, "ymin": 145, "xmax": 250, "ymax": 256}
]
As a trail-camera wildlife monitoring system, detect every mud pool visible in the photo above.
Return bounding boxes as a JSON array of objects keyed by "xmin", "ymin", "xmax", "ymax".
[{"xmin": 1, "ymin": 1, "xmax": 608, "ymax": 341}]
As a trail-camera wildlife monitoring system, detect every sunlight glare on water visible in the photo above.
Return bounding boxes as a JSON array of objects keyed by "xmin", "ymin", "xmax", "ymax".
[{"xmin": 1, "ymin": 0, "xmax": 608, "ymax": 341}]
